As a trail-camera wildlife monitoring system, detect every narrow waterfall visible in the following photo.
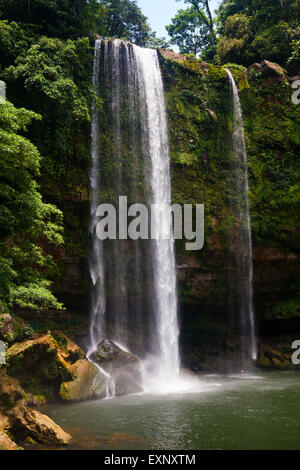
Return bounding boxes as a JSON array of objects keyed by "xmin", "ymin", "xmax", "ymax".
[
  {"xmin": 88, "ymin": 39, "xmax": 180, "ymax": 395},
  {"xmin": 226, "ymin": 69, "xmax": 257, "ymax": 362}
]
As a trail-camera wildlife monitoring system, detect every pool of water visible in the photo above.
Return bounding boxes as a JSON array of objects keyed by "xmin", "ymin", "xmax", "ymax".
[{"xmin": 44, "ymin": 371, "xmax": 300, "ymax": 450}]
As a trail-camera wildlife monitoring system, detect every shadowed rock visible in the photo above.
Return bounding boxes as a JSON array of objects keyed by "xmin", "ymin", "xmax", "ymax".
[
  {"xmin": 248, "ymin": 60, "xmax": 286, "ymax": 79},
  {"xmin": 0, "ymin": 432, "xmax": 21, "ymax": 450},
  {"xmin": 8, "ymin": 403, "xmax": 71, "ymax": 446},
  {"xmin": 0, "ymin": 370, "xmax": 25, "ymax": 409}
]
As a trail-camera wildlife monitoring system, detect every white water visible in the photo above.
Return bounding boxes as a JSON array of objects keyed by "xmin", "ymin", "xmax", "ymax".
[
  {"xmin": 133, "ymin": 47, "xmax": 180, "ymax": 392},
  {"xmin": 87, "ymin": 39, "xmax": 115, "ymax": 398},
  {"xmin": 226, "ymin": 69, "xmax": 257, "ymax": 361},
  {"xmin": 87, "ymin": 40, "xmax": 182, "ymax": 396}
]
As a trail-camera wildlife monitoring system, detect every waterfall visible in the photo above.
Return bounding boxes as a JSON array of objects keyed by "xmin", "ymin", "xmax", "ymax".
[
  {"xmin": 226, "ymin": 69, "xmax": 257, "ymax": 362},
  {"xmin": 134, "ymin": 47, "xmax": 180, "ymax": 390},
  {"xmin": 88, "ymin": 39, "xmax": 180, "ymax": 395},
  {"xmin": 87, "ymin": 39, "xmax": 115, "ymax": 398}
]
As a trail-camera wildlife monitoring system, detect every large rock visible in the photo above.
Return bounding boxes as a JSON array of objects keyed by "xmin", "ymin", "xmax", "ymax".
[
  {"xmin": 7, "ymin": 335, "xmax": 72, "ymax": 380},
  {"xmin": 248, "ymin": 60, "xmax": 286, "ymax": 79},
  {"xmin": 8, "ymin": 403, "xmax": 71, "ymax": 446},
  {"xmin": 0, "ymin": 370, "xmax": 26, "ymax": 409},
  {"xmin": 89, "ymin": 340, "xmax": 143, "ymax": 396},
  {"xmin": 60, "ymin": 359, "xmax": 106, "ymax": 402},
  {"xmin": 0, "ymin": 412, "xmax": 18, "ymax": 449},
  {"xmin": 0, "ymin": 432, "xmax": 21, "ymax": 450},
  {"xmin": 6, "ymin": 333, "xmax": 108, "ymax": 404},
  {"xmin": 0, "ymin": 312, "xmax": 33, "ymax": 344},
  {"xmin": 6, "ymin": 335, "xmax": 74, "ymax": 402}
]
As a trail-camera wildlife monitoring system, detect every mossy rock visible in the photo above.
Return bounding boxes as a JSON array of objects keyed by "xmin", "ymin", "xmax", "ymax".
[
  {"xmin": 0, "ymin": 313, "xmax": 34, "ymax": 344},
  {"xmin": 6, "ymin": 335, "xmax": 74, "ymax": 402},
  {"xmin": 60, "ymin": 359, "xmax": 106, "ymax": 402}
]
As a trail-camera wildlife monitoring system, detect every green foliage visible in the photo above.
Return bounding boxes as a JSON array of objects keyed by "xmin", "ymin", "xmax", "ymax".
[
  {"xmin": 217, "ymin": 0, "xmax": 300, "ymax": 67},
  {"xmin": 0, "ymin": 101, "xmax": 63, "ymax": 313},
  {"xmin": 177, "ymin": 0, "xmax": 217, "ymax": 46},
  {"xmin": 275, "ymin": 298, "xmax": 300, "ymax": 319},
  {"xmin": 242, "ymin": 76, "xmax": 300, "ymax": 251},
  {"xmin": 160, "ymin": 49, "xmax": 300, "ymax": 314},
  {"xmin": 147, "ymin": 33, "xmax": 170, "ymax": 50},
  {"xmin": 4, "ymin": 36, "xmax": 91, "ymax": 122},
  {"xmin": 251, "ymin": 21, "xmax": 291, "ymax": 65},
  {"xmin": 8, "ymin": 281, "xmax": 64, "ymax": 312},
  {"xmin": 99, "ymin": 0, "xmax": 152, "ymax": 46},
  {"xmin": 287, "ymin": 26, "xmax": 300, "ymax": 74},
  {"xmin": 166, "ymin": 6, "xmax": 210, "ymax": 57},
  {"xmin": 0, "ymin": 20, "xmax": 36, "ymax": 69},
  {"xmin": 0, "ymin": 0, "xmax": 100, "ymax": 39},
  {"xmin": 217, "ymin": 14, "xmax": 255, "ymax": 65}
]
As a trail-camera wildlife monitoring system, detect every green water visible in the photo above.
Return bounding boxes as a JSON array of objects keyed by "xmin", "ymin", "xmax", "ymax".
[{"xmin": 44, "ymin": 371, "xmax": 300, "ymax": 450}]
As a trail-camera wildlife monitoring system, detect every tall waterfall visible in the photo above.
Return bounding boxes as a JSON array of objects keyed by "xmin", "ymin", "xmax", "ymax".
[
  {"xmin": 226, "ymin": 69, "xmax": 257, "ymax": 362},
  {"xmin": 88, "ymin": 39, "xmax": 180, "ymax": 394},
  {"xmin": 134, "ymin": 47, "xmax": 180, "ymax": 390}
]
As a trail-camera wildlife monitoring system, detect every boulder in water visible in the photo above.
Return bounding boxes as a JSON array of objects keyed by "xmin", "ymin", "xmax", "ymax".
[
  {"xmin": 60, "ymin": 359, "xmax": 106, "ymax": 402},
  {"xmin": 89, "ymin": 339, "xmax": 143, "ymax": 396}
]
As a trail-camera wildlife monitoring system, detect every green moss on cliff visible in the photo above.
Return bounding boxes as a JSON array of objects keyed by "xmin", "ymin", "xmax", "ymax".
[{"xmin": 160, "ymin": 53, "xmax": 300, "ymax": 320}]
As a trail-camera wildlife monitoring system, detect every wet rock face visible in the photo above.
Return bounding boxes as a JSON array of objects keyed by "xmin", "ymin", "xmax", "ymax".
[
  {"xmin": 89, "ymin": 339, "xmax": 143, "ymax": 396},
  {"xmin": 60, "ymin": 359, "xmax": 106, "ymax": 402}
]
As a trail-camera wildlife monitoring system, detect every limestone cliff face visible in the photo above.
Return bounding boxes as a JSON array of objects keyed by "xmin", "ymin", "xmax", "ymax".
[
  {"xmin": 159, "ymin": 52, "xmax": 300, "ymax": 334},
  {"xmin": 53, "ymin": 51, "xmax": 300, "ymax": 337}
]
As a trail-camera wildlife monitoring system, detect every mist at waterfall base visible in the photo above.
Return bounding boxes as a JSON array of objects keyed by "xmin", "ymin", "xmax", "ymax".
[{"xmin": 44, "ymin": 371, "xmax": 300, "ymax": 450}]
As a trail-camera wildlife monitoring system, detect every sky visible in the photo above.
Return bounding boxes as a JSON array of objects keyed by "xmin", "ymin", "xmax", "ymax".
[{"xmin": 137, "ymin": 0, "xmax": 222, "ymax": 39}]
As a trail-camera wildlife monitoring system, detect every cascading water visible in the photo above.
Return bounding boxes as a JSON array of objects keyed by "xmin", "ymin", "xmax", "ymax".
[
  {"xmin": 226, "ymin": 69, "xmax": 257, "ymax": 362},
  {"xmin": 134, "ymin": 47, "xmax": 180, "ymax": 391},
  {"xmin": 87, "ymin": 39, "xmax": 180, "ymax": 396},
  {"xmin": 87, "ymin": 39, "xmax": 115, "ymax": 398}
]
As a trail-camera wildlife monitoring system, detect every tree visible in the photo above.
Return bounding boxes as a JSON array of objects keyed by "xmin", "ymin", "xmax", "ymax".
[
  {"xmin": 217, "ymin": 0, "xmax": 300, "ymax": 67},
  {"xmin": 98, "ymin": 0, "xmax": 152, "ymax": 46},
  {"xmin": 217, "ymin": 13, "xmax": 255, "ymax": 65},
  {"xmin": 0, "ymin": 0, "xmax": 99, "ymax": 39},
  {"xmin": 166, "ymin": 7, "xmax": 210, "ymax": 56},
  {"xmin": 0, "ymin": 100, "xmax": 64, "ymax": 313},
  {"xmin": 177, "ymin": 0, "xmax": 216, "ymax": 48},
  {"xmin": 288, "ymin": 26, "xmax": 300, "ymax": 74},
  {"xmin": 147, "ymin": 32, "xmax": 170, "ymax": 50},
  {"xmin": 3, "ymin": 36, "xmax": 93, "ymax": 171}
]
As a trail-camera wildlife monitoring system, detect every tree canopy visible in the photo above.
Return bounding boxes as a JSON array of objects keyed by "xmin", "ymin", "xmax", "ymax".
[
  {"xmin": 166, "ymin": 7, "xmax": 210, "ymax": 57},
  {"xmin": 99, "ymin": 0, "xmax": 152, "ymax": 46},
  {"xmin": 0, "ymin": 0, "xmax": 99, "ymax": 39},
  {"xmin": 0, "ymin": 101, "xmax": 64, "ymax": 312},
  {"xmin": 216, "ymin": 0, "xmax": 300, "ymax": 71}
]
